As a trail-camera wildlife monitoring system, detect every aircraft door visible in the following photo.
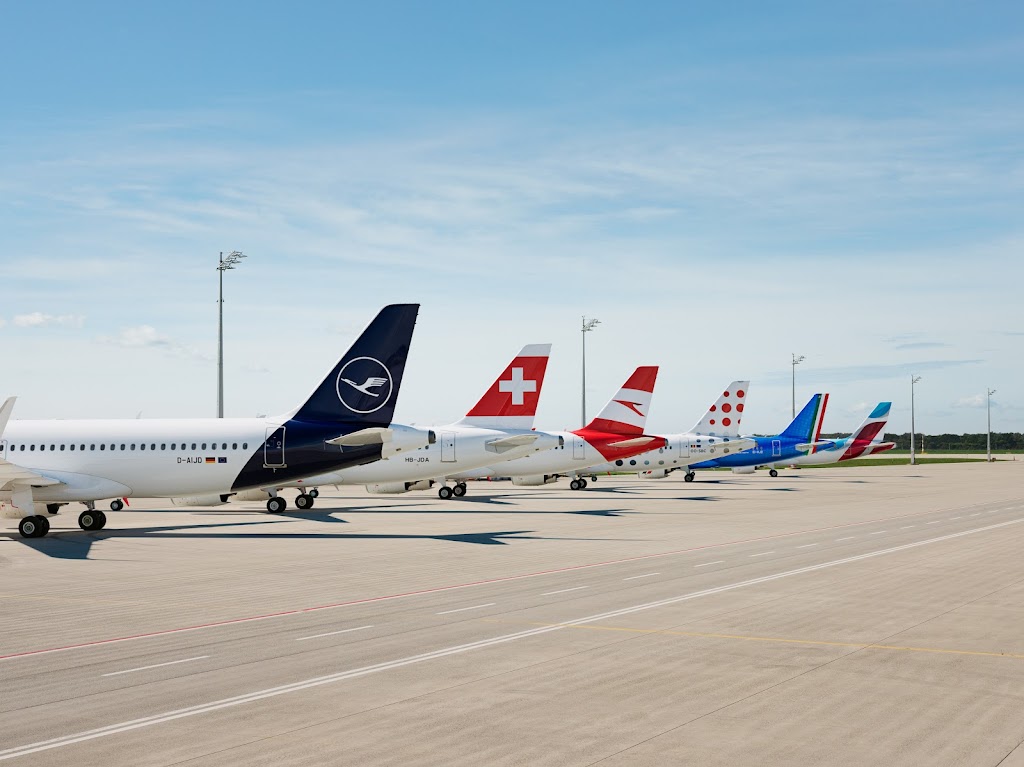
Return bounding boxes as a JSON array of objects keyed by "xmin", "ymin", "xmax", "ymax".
[
  {"xmin": 678, "ymin": 439, "xmax": 689, "ymax": 460},
  {"xmin": 264, "ymin": 426, "xmax": 286, "ymax": 468},
  {"xmin": 440, "ymin": 432, "xmax": 457, "ymax": 462},
  {"xmin": 772, "ymin": 439, "xmax": 781, "ymax": 458},
  {"xmin": 572, "ymin": 437, "xmax": 586, "ymax": 460}
]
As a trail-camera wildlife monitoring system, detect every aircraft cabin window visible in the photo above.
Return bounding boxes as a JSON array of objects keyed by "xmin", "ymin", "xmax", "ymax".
[
  {"xmin": 131, "ymin": 444, "xmax": 136, "ymax": 450},
  {"xmin": 221, "ymin": 442, "xmax": 227, "ymax": 450},
  {"xmin": 30, "ymin": 445, "xmax": 35, "ymax": 451},
  {"xmin": 232, "ymin": 443, "xmax": 238, "ymax": 450},
  {"xmin": 60, "ymin": 445, "xmax": 65, "ymax": 451},
  {"xmin": 90, "ymin": 445, "xmax": 95, "ymax": 450},
  {"xmin": 69, "ymin": 445, "xmax": 75, "ymax": 451},
  {"xmin": 242, "ymin": 442, "xmax": 248, "ymax": 449},
  {"xmin": 191, "ymin": 443, "xmax": 197, "ymax": 450},
  {"xmin": 171, "ymin": 443, "xmax": 176, "ymax": 450},
  {"xmin": 140, "ymin": 444, "xmax": 145, "ymax": 451},
  {"xmin": 202, "ymin": 443, "xmax": 207, "ymax": 450},
  {"xmin": 151, "ymin": 443, "xmax": 156, "ymax": 450},
  {"xmin": 119, "ymin": 444, "xmax": 125, "ymax": 451},
  {"xmin": 81, "ymin": 444, "xmax": 85, "ymax": 450},
  {"xmin": 100, "ymin": 444, "xmax": 105, "ymax": 451},
  {"xmin": 161, "ymin": 444, "xmax": 166, "ymax": 450}
]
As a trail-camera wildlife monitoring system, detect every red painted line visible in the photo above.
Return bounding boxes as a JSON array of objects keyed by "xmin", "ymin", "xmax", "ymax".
[{"xmin": 0, "ymin": 500, "xmax": 1010, "ymax": 662}]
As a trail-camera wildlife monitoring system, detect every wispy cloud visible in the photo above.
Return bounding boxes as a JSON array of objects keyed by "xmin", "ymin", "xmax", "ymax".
[
  {"xmin": 12, "ymin": 312, "xmax": 85, "ymax": 329},
  {"xmin": 892, "ymin": 341, "xmax": 950, "ymax": 351},
  {"xmin": 103, "ymin": 325, "xmax": 209, "ymax": 361},
  {"xmin": 762, "ymin": 359, "xmax": 983, "ymax": 385}
]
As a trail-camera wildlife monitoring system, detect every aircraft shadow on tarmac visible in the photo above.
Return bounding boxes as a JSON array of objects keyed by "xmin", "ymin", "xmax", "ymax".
[{"xmin": 1, "ymin": 516, "xmax": 641, "ymax": 560}]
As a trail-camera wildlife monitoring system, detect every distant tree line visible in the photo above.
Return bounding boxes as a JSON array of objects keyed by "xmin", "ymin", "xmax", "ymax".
[{"xmin": 818, "ymin": 432, "xmax": 1024, "ymax": 451}]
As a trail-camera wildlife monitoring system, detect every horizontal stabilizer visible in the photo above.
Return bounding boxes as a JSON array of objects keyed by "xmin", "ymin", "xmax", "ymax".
[
  {"xmin": 327, "ymin": 427, "xmax": 393, "ymax": 446},
  {"xmin": 606, "ymin": 436, "xmax": 660, "ymax": 449},
  {"xmin": 796, "ymin": 440, "xmax": 836, "ymax": 453},
  {"xmin": 485, "ymin": 433, "xmax": 539, "ymax": 453},
  {"xmin": 327, "ymin": 425, "xmax": 436, "ymax": 453}
]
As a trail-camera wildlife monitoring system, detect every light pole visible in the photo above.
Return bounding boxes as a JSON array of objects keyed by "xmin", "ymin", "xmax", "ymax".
[
  {"xmin": 910, "ymin": 375, "xmax": 922, "ymax": 465},
  {"xmin": 217, "ymin": 250, "xmax": 246, "ymax": 418},
  {"xmin": 987, "ymin": 388, "xmax": 997, "ymax": 462},
  {"xmin": 581, "ymin": 316, "xmax": 601, "ymax": 427},
  {"xmin": 791, "ymin": 353, "xmax": 805, "ymax": 418}
]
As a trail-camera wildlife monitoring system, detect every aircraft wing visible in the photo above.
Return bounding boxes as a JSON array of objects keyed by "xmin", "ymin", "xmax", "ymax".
[
  {"xmin": 796, "ymin": 440, "xmax": 837, "ymax": 453},
  {"xmin": 485, "ymin": 434, "xmax": 539, "ymax": 454},
  {"xmin": 0, "ymin": 460, "xmax": 63, "ymax": 492}
]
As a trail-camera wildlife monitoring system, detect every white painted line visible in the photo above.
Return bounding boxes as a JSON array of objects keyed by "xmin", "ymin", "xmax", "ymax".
[
  {"xmin": 926, "ymin": 521, "xmax": 941, "ymax": 524},
  {"xmin": 9, "ymin": 518, "xmax": 1019, "ymax": 761},
  {"xmin": 796, "ymin": 544, "xmax": 818, "ymax": 549},
  {"xmin": 899, "ymin": 526, "xmax": 916, "ymax": 530},
  {"xmin": 836, "ymin": 537, "xmax": 855, "ymax": 541},
  {"xmin": 969, "ymin": 513, "xmax": 981, "ymax": 517},
  {"xmin": 749, "ymin": 551, "xmax": 775, "ymax": 557},
  {"xmin": 541, "ymin": 586, "xmax": 589, "ymax": 596},
  {"xmin": 436, "ymin": 603, "xmax": 496, "ymax": 615},
  {"xmin": 102, "ymin": 656, "xmax": 208, "ymax": 677},
  {"xmin": 870, "ymin": 531, "xmax": 887, "ymax": 535},
  {"xmin": 622, "ymin": 573, "xmax": 659, "ymax": 581},
  {"xmin": 951, "ymin": 517, "xmax": 962, "ymax": 520},
  {"xmin": 295, "ymin": 626, "xmax": 373, "ymax": 642},
  {"xmin": 693, "ymin": 561, "xmax": 725, "ymax": 568}
]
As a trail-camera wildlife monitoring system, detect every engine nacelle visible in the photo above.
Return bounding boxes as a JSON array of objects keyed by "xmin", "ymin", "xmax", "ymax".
[
  {"xmin": 171, "ymin": 494, "xmax": 232, "ymax": 506},
  {"xmin": 366, "ymin": 479, "xmax": 434, "ymax": 495},
  {"xmin": 511, "ymin": 475, "xmax": 558, "ymax": 487},
  {"xmin": 731, "ymin": 466, "xmax": 756, "ymax": 475},
  {"xmin": 639, "ymin": 469, "xmax": 668, "ymax": 479},
  {"xmin": 233, "ymin": 489, "xmax": 272, "ymax": 502}
]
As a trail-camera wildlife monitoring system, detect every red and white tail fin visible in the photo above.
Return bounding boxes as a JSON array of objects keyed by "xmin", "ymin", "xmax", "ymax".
[
  {"xmin": 457, "ymin": 344, "xmax": 551, "ymax": 429},
  {"xmin": 585, "ymin": 366, "xmax": 658, "ymax": 435},
  {"xmin": 689, "ymin": 381, "xmax": 750, "ymax": 438}
]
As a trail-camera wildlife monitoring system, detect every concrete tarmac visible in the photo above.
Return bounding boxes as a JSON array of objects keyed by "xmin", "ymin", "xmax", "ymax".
[{"xmin": 2, "ymin": 462, "xmax": 1023, "ymax": 765}]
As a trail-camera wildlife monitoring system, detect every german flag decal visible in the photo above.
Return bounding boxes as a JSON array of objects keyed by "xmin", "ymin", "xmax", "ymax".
[{"xmin": 205, "ymin": 457, "xmax": 216, "ymax": 464}]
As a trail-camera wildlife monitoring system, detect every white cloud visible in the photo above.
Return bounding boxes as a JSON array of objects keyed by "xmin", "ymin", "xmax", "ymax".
[
  {"xmin": 953, "ymin": 394, "xmax": 995, "ymax": 409},
  {"xmin": 12, "ymin": 312, "xmax": 85, "ymax": 329},
  {"xmin": 105, "ymin": 325, "xmax": 209, "ymax": 362}
]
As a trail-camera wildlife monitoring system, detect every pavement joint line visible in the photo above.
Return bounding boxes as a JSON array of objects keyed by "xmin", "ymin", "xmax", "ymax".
[
  {"xmin": 541, "ymin": 587, "xmax": 589, "ymax": 596},
  {"xmin": 1, "ymin": 517, "xmax": 1020, "ymax": 761},
  {"xmin": 927, "ymin": 521, "xmax": 941, "ymax": 524},
  {"xmin": 496, "ymin": 622, "xmax": 1024, "ymax": 661},
  {"xmin": 693, "ymin": 561, "xmax": 725, "ymax": 568},
  {"xmin": 436, "ymin": 603, "xmax": 495, "ymax": 615},
  {"xmin": 900, "ymin": 526, "xmax": 916, "ymax": 529},
  {"xmin": 295, "ymin": 626, "xmax": 373, "ymax": 642},
  {"xmin": 101, "ymin": 656, "xmax": 209, "ymax": 677},
  {"xmin": 870, "ymin": 531, "xmax": 887, "ymax": 535},
  {"xmin": 796, "ymin": 544, "xmax": 818, "ymax": 548},
  {"xmin": 749, "ymin": 552, "xmax": 774, "ymax": 557},
  {"xmin": 951, "ymin": 517, "xmax": 962, "ymax": 520},
  {"xmin": 836, "ymin": 537, "xmax": 855, "ymax": 541},
  {"xmin": 622, "ymin": 573, "xmax": 659, "ymax": 581},
  {"xmin": 2, "ymin": 501, "xmax": 1015, "ymax": 663}
]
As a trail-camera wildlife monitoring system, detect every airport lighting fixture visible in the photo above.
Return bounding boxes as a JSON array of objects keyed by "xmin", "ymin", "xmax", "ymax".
[
  {"xmin": 910, "ymin": 375, "xmax": 922, "ymax": 465},
  {"xmin": 581, "ymin": 316, "xmax": 601, "ymax": 428},
  {"xmin": 987, "ymin": 388, "xmax": 997, "ymax": 462},
  {"xmin": 217, "ymin": 250, "xmax": 247, "ymax": 418},
  {"xmin": 791, "ymin": 353, "xmax": 805, "ymax": 419}
]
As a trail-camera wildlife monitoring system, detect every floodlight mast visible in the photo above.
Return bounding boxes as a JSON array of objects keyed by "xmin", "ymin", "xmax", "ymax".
[
  {"xmin": 581, "ymin": 317, "xmax": 601, "ymax": 428},
  {"xmin": 217, "ymin": 251, "xmax": 247, "ymax": 418},
  {"xmin": 791, "ymin": 353, "xmax": 805, "ymax": 418},
  {"xmin": 987, "ymin": 388, "xmax": 997, "ymax": 462},
  {"xmin": 910, "ymin": 375, "xmax": 922, "ymax": 465}
]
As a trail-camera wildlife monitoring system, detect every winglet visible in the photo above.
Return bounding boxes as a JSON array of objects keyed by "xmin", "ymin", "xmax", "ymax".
[
  {"xmin": 459, "ymin": 344, "xmax": 551, "ymax": 429},
  {"xmin": 0, "ymin": 397, "xmax": 16, "ymax": 439}
]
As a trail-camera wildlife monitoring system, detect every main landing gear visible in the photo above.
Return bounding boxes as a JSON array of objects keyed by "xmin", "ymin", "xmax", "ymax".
[
  {"xmin": 266, "ymin": 496, "xmax": 288, "ymax": 514},
  {"xmin": 78, "ymin": 510, "xmax": 107, "ymax": 531},
  {"xmin": 684, "ymin": 472, "xmax": 696, "ymax": 482},
  {"xmin": 769, "ymin": 469, "xmax": 779, "ymax": 478},
  {"xmin": 438, "ymin": 483, "xmax": 467, "ymax": 500},
  {"xmin": 18, "ymin": 515, "xmax": 50, "ymax": 539},
  {"xmin": 295, "ymin": 493, "xmax": 316, "ymax": 510},
  {"xmin": 569, "ymin": 478, "xmax": 589, "ymax": 490}
]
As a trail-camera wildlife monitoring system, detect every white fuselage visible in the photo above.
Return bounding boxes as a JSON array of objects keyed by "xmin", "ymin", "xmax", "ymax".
[
  {"xmin": 582, "ymin": 433, "xmax": 755, "ymax": 475},
  {"xmin": 1, "ymin": 418, "xmax": 273, "ymax": 503},
  {"xmin": 287, "ymin": 424, "xmax": 562, "ymax": 489}
]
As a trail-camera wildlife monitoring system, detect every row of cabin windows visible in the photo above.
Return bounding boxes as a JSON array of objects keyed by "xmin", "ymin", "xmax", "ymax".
[{"xmin": 0, "ymin": 442, "xmax": 249, "ymax": 453}]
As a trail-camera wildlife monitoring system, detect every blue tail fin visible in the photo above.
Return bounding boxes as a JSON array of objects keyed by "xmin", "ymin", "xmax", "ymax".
[
  {"xmin": 780, "ymin": 393, "xmax": 826, "ymax": 441},
  {"xmin": 291, "ymin": 304, "xmax": 419, "ymax": 426}
]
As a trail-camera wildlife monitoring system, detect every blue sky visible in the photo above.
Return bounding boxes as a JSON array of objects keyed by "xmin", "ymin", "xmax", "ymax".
[{"xmin": 1, "ymin": 1, "xmax": 1022, "ymax": 436}]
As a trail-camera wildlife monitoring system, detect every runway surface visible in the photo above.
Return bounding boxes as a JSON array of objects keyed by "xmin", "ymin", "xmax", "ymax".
[{"xmin": 2, "ymin": 462, "xmax": 1023, "ymax": 765}]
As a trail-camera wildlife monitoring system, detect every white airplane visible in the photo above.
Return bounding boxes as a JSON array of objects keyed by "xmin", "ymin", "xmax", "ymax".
[
  {"xmin": 249, "ymin": 344, "xmax": 564, "ymax": 504},
  {"xmin": 586, "ymin": 381, "xmax": 757, "ymax": 483},
  {"xmin": 451, "ymin": 366, "xmax": 670, "ymax": 489},
  {"xmin": 0, "ymin": 305, "xmax": 433, "ymax": 538},
  {"xmin": 786, "ymin": 402, "xmax": 896, "ymax": 467}
]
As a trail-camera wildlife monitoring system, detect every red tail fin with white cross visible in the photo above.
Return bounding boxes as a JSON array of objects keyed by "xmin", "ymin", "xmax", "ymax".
[{"xmin": 457, "ymin": 344, "xmax": 551, "ymax": 429}]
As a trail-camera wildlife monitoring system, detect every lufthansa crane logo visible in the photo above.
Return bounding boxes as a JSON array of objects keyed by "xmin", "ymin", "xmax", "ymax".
[{"xmin": 335, "ymin": 356, "xmax": 394, "ymax": 414}]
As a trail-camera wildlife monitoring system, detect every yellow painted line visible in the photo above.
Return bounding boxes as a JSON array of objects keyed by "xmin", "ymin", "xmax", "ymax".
[{"xmin": 482, "ymin": 619, "xmax": 1024, "ymax": 661}]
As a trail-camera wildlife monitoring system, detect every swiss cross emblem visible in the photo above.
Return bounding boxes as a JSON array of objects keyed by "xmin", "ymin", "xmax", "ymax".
[{"xmin": 498, "ymin": 367, "xmax": 537, "ymax": 405}]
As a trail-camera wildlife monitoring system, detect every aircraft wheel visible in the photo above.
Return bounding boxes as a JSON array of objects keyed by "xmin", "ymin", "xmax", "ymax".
[
  {"xmin": 110, "ymin": 499, "xmax": 124, "ymax": 511},
  {"xmin": 580, "ymin": 478, "xmax": 589, "ymax": 489},
  {"xmin": 95, "ymin": 511, "xmax": 107, "ymax": 529},
  {"xmin": 19, "ymin": 516, "xmax": 48, "ymax": 539},
  {"xmin": 46, "ymin": 503, "xmax": 61, "ymax": 515},
  {"xmin": 438, "ymin": 486, "xmax": 453, "ymax": 500},
  {"xmin": 309, "ymin": 488, "xmax": 320, "ymax": 498},
  {"xmin": 684, "ymin": 473, "xmax": 695, "ymax": 482},
  {"xmin": 769, "ymin": 469, "xmax": 779, "ymax": 478},
  {"xmin": 452, "ymin": 484, "xmax": 466, "ymax": 498},
  {"xmin": 569, "ymin": 479, "xmax": 582, "ymax": 491},
  {"xmin": 295, "ymin": 493, "xmax": 314, "ymax": 510},
  {"xmin": 78, "ymin": 510, "xmax": 103, "ymax": 531},
  {"xmin": 267, "ymin": 496, "xmax": 287, "ymax": 514}
]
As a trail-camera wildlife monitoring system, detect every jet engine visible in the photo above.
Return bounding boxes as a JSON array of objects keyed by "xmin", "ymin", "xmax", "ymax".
[
  {"xmin": 366, "ymin": 480, "xmax": 434, "ymax": 495},
  {"xmin": 170, "ymin": 494, "xmax": 232, "ymax": 506},
  {"xmin": 731, "ymin": 466, "xmax": 756, "ymax": 475},
  {"xmin": 510, "ymin": 475, "xmax": 558, "ymax": 486},
  {"xmin": 233, "ymin": 489, "xmax": 272, "ymax": 502},
  {"xmin": 639, "ymin": 469, "xmax": 668, "ymax": 479}
]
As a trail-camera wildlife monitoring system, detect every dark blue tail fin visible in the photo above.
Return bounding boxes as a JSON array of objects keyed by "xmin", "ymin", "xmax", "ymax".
[
  {"xmin": 780, "ymin": 393, "xmax": 826, "ymax": 441},
  {"xmin": 291, "ymin": 304, "xmax": 419, "ymax": 426}
]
